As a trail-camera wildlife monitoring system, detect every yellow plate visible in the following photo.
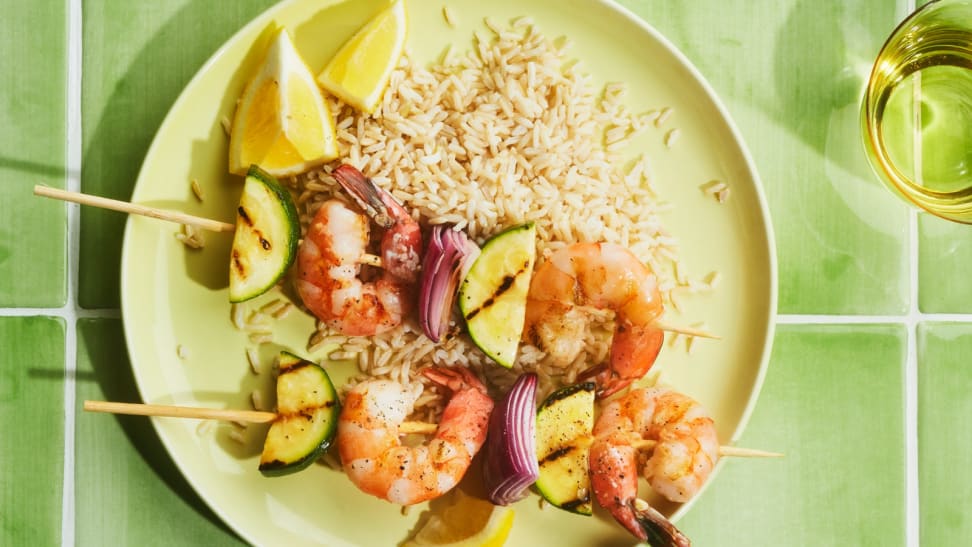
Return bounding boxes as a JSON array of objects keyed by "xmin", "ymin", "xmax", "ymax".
[{"xmin": 120, "ymin": 0, "xmax": 777, "ymax": 545}]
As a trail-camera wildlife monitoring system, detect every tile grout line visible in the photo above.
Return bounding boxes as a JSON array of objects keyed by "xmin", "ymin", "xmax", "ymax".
[
  {"xmin": 61, "ymin": 0, "xmax": 82, "ymax": 545},
  {"xmin": 0, "ymin": 308, "xmax": 119, "ymax": 318},
  {"xmin": 17, "ymin": 6, "xmax": 929, "ymax": 546},
  {"xmin": 0, "ymin": 3, "xmax": 933, "ymax": 546},
  {"xmin": 906, "ymin": 212, "xmax": 920, "ymax": 547},
  {"xmin": 904, "ymin": 1, "xmax": 919, "ymax": 545}
]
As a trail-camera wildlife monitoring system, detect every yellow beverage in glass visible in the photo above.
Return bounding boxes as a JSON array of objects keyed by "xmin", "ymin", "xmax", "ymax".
[{"xmin": 862, "ymin": 0, "xmax": 972, "ymax": 223}]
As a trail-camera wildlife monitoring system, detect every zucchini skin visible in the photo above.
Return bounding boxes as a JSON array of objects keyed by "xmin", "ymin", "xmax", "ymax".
[
  {"xmin": 534, "ymin": 382, "xmax": 596, "ymax": 515},
  {"xmin": 538, "ymin": 381, "xmax": 596, "ymax": 410},
  {"xmin": 458, "ymin": 222, "xmax": 536, "ymax": 368},
  {"xmin": 228, "ymin": 165, "xmax": 300, "ymax": 303},
  {"xmin": 258, "ymin": 352, "xmax": 340, "ymax": 477}
]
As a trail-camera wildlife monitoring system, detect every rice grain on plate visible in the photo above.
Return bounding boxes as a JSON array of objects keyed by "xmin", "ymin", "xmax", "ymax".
[
  {"xmin": 442, "ymin": 6, "xmax": 457, "ymax": 28},
  {"xmin": 176, "ymin": 223, "xmax": 205, "ymax": 249},
  {"xmin": 292, "ymin": 21, "xmax": 684, "ymax": 402},
  {"xmin": 702, "ymin": 179, "xmax": 730, "ymax": 203},
  {"xmin": 190, "ymin": 178, "xmax": 206, "ymax": 202},
  {"xmin": 246, "ymin": 347, "xmax": 261, "ymax": 374}
]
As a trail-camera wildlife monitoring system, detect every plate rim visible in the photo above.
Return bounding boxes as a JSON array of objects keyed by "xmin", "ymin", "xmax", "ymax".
[
  {"xmin": 604, "ymin": 0, "xmax": 778, "ymax": 522},
  {"xmin": 119, "ymin": 0, "xmax": 778, "ymax": 543}
]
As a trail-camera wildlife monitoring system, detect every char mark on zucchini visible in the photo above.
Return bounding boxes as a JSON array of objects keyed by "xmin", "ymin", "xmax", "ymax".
[
  {"xmin": 457, "ymin": 222, "xmax": 537, "ymax": 369},
  {"xmin": 238, "ymin": 205, "xmax": 254, "ymax": 226},
  {"xmin": 258, "ymin": 352, "xmax": 340, "ymax": 477},
  {"xmin": 462, "ymin": 264, "xmax": 526, "ymax": 321},
  {"xmin": 228, "ymin": 165, "xmax": 300, "ymax": 303}
]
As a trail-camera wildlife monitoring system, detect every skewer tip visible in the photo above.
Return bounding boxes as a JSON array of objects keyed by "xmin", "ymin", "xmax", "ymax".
[{"xmin": 655, "ymin": 321, "xmax": 721, "ymax": 340}]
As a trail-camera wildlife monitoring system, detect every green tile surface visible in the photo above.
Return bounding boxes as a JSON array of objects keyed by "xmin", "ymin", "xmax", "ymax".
[
  {"xmin": 0, "ymin": 0, "xmax": 67, "ymax": 307},
  {"xmin": 917, "ymin": 323, "xmax": 972, "ymax": 545},
  {"xmin": 680, "ymin": 324, "xmax": 907, "ymax": 545},
  {"xmin": 623, "ymin": 0, "xmax": 910, "ymax": 315},
  {"xmin": 79, "ymin": 0, "xmax": 277, "ymax": 308},
  {"xmin": 918, "ymin": 213, "xmax": 972, "ymax": 313},
  {"xmin": 0, "ymin": 316, "xmax": 65, "ymax": 544},
  {"xmin": 2, "ymin": 0, "xmax": 961, "ymax": 545},
  {"xmin": 74, "ymin": 318, "xmax": 243, "ymax": 546}
]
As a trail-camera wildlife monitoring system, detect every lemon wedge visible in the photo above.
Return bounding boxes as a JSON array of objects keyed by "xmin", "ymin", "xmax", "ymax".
[
  {"xmin": 229, "ymin": 28, "xmax": 338, "ymax": 177},
  {"xmin": 404, "ymin": 490, "xmax": 515, "ymax": 547},
  {"xmin": 317, "ymin": 0, "xmax": 407, "ymax": 113}
]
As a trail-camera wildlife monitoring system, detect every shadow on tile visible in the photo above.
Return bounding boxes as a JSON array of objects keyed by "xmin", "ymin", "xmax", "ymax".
[
  {"xmin": 0, "ymin": 157, "xmax": 68, "ymax": 178},
  {"xmin": 27, "ymin": 367, "xmax": 98, "ymax": 383},
  {"xmin": 79, "ymin": 0, "xmax": 276, "ymax": 309},
  {"xmin": 771, "ymin": 0, "xmax": 887, "ymax": 179},
  {"xmin": 77, "ymin": 318, "xmax": 241, "ymax": 541}
]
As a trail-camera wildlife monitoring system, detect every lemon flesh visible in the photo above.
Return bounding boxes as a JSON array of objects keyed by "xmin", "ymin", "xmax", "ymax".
[
  {"xmin": 318, "ymin": 0, "xmax": 407, "ymax": 113},
  {"xmin": 404, "ymin": 490, "xmax": 515, "ymax": 547},
  {"xmin": 229, "ymin": 28, "xmax": 338, "ymax": 177}
]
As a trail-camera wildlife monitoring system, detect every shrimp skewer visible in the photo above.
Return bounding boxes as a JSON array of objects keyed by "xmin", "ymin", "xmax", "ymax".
[
  {"xmin": 524, "ymin": 242, "xmax": 666, "ymax": 397},
  {"xmin": 296, "ymin": 165, "xmax": 422, "ymax": 336},
  {"xmin": 336, "ymin": 367, "xmax": 493, "ymax": 506},
  {"xmin": 331, "ymin": 165, "xmax": 422, "ymax": 283},
  {"xmin": 589, "ymin": 386, "xmax": 718, "ymax": 543}
]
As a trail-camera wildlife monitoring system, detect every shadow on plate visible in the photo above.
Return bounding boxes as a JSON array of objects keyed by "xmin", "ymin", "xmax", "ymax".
[
  {"xmin": 292, "ymin": 0, "xmax": 389, "ymax": 68},
  {"xmin": 77, "ymin": 317, "xmax": 242, "ymax": 541},
  {"xmin": 79, "ymin": 0, "xmax": 276, "ymax": 307}
]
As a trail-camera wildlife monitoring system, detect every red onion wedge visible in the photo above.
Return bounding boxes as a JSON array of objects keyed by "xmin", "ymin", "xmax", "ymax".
[
  {"xmin": 419, "ymin": 225, "xmax": 480, "ymax": 342},
  {"xmin": 483, "ymin": 372, "xmax": 539, "ymax": 506}
]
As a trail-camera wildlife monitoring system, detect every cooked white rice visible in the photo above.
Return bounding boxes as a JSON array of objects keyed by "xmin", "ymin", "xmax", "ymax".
[
  {"xmin": 190, "ymin": 178, "xmax": 205, "ymax": 202},
  {"xmin": 702, "ymin": 179, "xmax": 730, "ymax": 203},
  {"xmin": 442, "ymin": 5, "xmax": 457, "ymax": 28},
  {"xmin": 175, "ymin": 223, "xmax": 205, "ymax": 249},
  {"xmin": 289, "ymin": 20, "xmax": 685, "ymax": 403}
]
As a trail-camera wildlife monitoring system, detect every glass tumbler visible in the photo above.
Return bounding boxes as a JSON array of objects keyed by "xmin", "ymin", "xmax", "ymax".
[{"xmin": 862, "ymin": 0, "xmax": 972, "ymax": 223}]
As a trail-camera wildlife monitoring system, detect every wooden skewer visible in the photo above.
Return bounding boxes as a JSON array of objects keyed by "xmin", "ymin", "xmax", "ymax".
[
  {"xmin": 34, "ymin": 186, "xmax": 387, "ymax": 268},
  {"xmin": 654, "ymin": 321, "xmax": 720, "ymax": 340},
  {"xmin": 34, "ymin": 185, "xmax": 236, "ymax": 232},
  {"xmin": 399, "ymin": 421, "xmax": 438, "ymax": 435},
  {"xmin": 84, "ymin": 400, "xmax": 439, "ymax": 433},
  {"xmin": 577, "ymin": 434, "xmax": 778, "ymax": 458},
  {"xmin": 84, "ymin": 401, "xmax": 777, "ymax": 458},
  {"xmin": 577, "ymin": 305, "xmax": 720, "ymax": 339},
  {"xmin": 631, "ymin": 438, "xmax": 782, "ymax": 458},
  {"xmin": 715, "ymin": 445, "xmax": 784, "ymax": 458},
  {"xmin": 83, "ymin": 400, "xmax": 276, "ymax": 423},
  {"xmin": 33, "ymin": 187, "xmax": 721, "ymax": 339},
  {"xmin": 37, "ymin": 186, "xmax": 719, "ymax": 342}
]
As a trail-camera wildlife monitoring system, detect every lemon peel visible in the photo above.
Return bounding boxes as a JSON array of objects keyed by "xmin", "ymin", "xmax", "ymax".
[
  {"xmin": 317, "ymin": 0, "xmax": 407, "ymax": 113},
  {"xmin": 404, "ymin": 489, "xmax": 515, "ymax": 547},
  {"xmin": 229, "ymin": 28, "xmax": 338, "ymax": 177}
]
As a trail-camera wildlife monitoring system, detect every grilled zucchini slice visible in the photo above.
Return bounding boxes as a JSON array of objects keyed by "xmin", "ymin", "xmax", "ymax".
[
  {"xmin": 228, "ymin": 165, "xmax": 299, "ymax": 302},
  {"xmin": 258, "ymin": 351, "xmax": 340, "ymax": 477},
  {"xmin": 534, "ymin": 382, "xmax": 596, "ymax": 515},
  {"xmin": 458, "ymin": 222, "xmax": 536, "ymax": 368}
]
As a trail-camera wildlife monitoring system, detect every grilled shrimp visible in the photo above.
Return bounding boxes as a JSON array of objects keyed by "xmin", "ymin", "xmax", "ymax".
[
  {"xmin": 523, "ymin": 242, "xmax": 665, "ymax": 397},
  {"xmin": 336, "ymin": 367, "xmax": 494, "ymax": 506},
  {"xmin": 296, "ymin": 165, "xmax": 422, "ymax": 336},
  {"xmin": 589, "ymin": 387, "xmax": 718, "ymax": 544}
]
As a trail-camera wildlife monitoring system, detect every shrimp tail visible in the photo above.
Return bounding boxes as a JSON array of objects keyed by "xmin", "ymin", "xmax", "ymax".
[
  {"xmin": 582, "ymin": 324, "xmax": 665, "ymax": 398},
  {"xmin": 596, "ymin": 373, "xmax": 634, "ymax": 398},
  {"xmin": 332, "ymin": 164, "xmax": 396, "ymax": 228},
  {"xmin": 629, "ymin": 499, "xmax": 692, "ymax": 547},
  {"xmin": 577, "ymin": 364, "xmax": 622, "ymax": 398},
  {"xmin": 578, "ymin": 363, "xmax": 635, "ymax": 398},
  {"xmin": 422, "ymin": 367, "xmax": 487, "ymax": 396}
]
